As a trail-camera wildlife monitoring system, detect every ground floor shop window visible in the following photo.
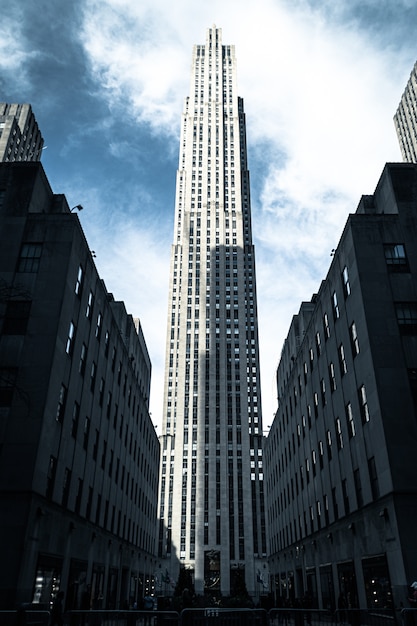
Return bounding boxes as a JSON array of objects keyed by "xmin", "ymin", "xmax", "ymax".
[{"xmin": 32, "ymin": 554, "xmax": 62, "ymax": 609}]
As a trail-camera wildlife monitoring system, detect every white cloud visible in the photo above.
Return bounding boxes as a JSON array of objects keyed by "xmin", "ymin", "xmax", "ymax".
[{"xmin": 74, "ymin": 0, "xmax": 414, "ymax": 425}]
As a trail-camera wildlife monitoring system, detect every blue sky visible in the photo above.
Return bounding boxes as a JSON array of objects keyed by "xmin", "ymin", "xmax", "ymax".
[{"xmin": 1, "ymin": 0, "xmax": 416, "ymax": 428}]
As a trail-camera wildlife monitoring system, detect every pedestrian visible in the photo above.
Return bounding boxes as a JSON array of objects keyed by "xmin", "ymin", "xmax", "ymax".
[{"xmin": 49, "ymin": 591, "xmax": 64, "ymax": 626}]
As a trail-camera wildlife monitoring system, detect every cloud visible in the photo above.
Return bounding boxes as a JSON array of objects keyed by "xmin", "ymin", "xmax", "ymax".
[{"xmin": 2, "ymin": 0, "xmax": 415, "ymax": 426}]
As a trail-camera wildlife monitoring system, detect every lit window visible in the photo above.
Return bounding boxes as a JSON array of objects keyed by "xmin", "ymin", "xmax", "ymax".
[
  {"xmin": 75, "ymin": 265, "xmax": 83, "ymax": 296},
  {"xmin": 338, "ymin": 344, "xmax": 348, "ymax": 376},
  {"xmin": 86, "ymin": 292, "xmax": 94, "ymax": 319},
  {"xmin": 332, "ymin": 291, "xmax": 340, "ymax": 320},
  {"xmin": 346, "ymin": 402, "xmax": 355, "ymax": 438},
  {"xmin": 358, "ymin": 385, "xmax": 370, "ymax": 423},
  {"xmin": 66, "ymin": 322, "xmax": 76, "ymax": 355},
  {"xmin": 350, "ymin": 322, "xmax": 360, "ymax": 356},
  {"xmin": 342, "ymin": 266, "xmax": 351, "ymax": 297},
  {"xmin": 384, "ymin": 243, "xmax": 409, "ymax": 272}
]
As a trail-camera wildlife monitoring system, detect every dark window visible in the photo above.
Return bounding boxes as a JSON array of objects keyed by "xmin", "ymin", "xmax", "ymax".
[
  {"xmin": 18, "ymin": 243, "xmax": 42, "ymax": 272},
  {"xmin": 368, "ymin": 456, "xmax": 380, "ymax": 500},
  {"xmin": 56, "ymin": 384, "xmax": 67, "ymax": 423},
  {"xmin": 395, "ymin": 302, "xmax": 417, "ymax": 334},
  {"xmin": 90, "ymin": 362, "xmax": 96, "ymax": 392},
  {"xmin": 384, "ymin": 243, "xmax": 409, "ymax": 272},
  {"xmin": 3, "ymin": 301, "xmax": 31, "ymax": 334},
  {"xmin": 79, "ymin": 343, "xmax": 87, "ymax": 376},
  {"xmin": 354, "ymin": 468, "xmax": 363, "ymax": 508},
  {"xmin": 71, "ymin": 402, "xmax": 80, "ymax": 438},
  {"xmin": 0, "ymin": 367, "xmax": 17, "ymax": 407},
  {"xmin": 62, "ymin": 468, "xmax": 71, "ymax": 507},
  {"xmin": 46, "ymin": 455, "xmax": 57, "ymax": 499}
]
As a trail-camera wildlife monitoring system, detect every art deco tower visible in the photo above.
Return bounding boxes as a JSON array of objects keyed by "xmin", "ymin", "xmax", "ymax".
[
  {"xmin": 394, "ymin": 61, "xmax": 417, "ymax": 163},
  {"xmin": 157, "ymin": 26, "xmax": 267, "ymax": 598}
]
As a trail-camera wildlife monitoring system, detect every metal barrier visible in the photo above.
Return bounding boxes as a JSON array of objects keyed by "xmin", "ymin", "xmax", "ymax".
[
  {"xmin": 401, "ymin": 609, "xmax": 417, "ymax": 626},
  {"xmin": 0, "ymin": 609, "xmax": 50, "ymax": 625},
  {"xmin": 0, "ymin": 606, "xmax": 402, "ymax": 626},
  {"xmin": 269, "ymin": 609, "xmax": 398, "ymax": 626},
  {"xmin": 181, "ymin": 607, "xmax": 268, "ymax": 626},
  {"xmin": 64, "ymin": 610, "xmax": 180, "ymax": 626}
]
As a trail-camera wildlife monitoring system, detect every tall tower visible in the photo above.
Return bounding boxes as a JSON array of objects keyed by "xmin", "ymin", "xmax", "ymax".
[
  {"xmin": 158, "ymin": 26, "xmax": 267, "ymax": 599},
  {"xmin": 0, "ymin": 103, "xmax": 44, "ymax": 162},
  {"xmin": 394, "ymin": 61, "xmax": 417, "ymax": 163}
]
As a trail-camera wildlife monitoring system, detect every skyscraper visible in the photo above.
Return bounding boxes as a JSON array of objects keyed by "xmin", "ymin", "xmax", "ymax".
[
  {"xmin": 157, "ymin": 26, "xmax": 267, "ymax": 599},
  {"xmin": 0, "ymin": 103, "xmax": 44, "ymax": 162},
  {"xmin": 394, "ymin": 61, "xmax": 417, "ymax": 163}
]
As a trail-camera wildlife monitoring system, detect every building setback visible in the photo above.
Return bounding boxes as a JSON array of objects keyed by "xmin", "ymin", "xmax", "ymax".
[
  {"xmin": 265, "ymin": 163, "xmax": 417, "ymax": 611},
  {"xmin": 0, "ymin": 103, "xmax": 44, "ymax": 162},
  {"xmin": 394, "ymin": 62, "xmax": 417, "ymax": 163},
  {"xmin": 157, "ymin": 26, "xmax": 267, "ymax": 598},
  {"xmin": 0, "ymin": 162, "xmax": 159, "ymax": 610}
]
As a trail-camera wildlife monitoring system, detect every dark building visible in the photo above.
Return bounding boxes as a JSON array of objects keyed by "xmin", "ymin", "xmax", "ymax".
[
  {"xmin": 265, "ymin": 163, "xmax": 417, "ymax": 610},
  {"xmin": 0, "ymin": 162, "xmax": 159, "ymax": 610}
]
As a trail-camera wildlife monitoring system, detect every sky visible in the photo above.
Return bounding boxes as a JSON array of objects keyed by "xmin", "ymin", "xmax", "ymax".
[{"xmin": 1, "ymin": 0, "xmax": 416, "ymax": 430}]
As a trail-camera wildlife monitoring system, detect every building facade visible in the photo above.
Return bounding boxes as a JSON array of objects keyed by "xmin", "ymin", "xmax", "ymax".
[
  {"xmin": 157, "ymin": 26, "xmax": 267, "ymax": 598},
  {"xmin": 394, "ymin": 62, "xmax": 417, "ymax": 163},
  {"xmin": 0, "ymin": 103, "xmax": 44, "ymax": 162},
  {"xmin": 0, "ymin": 162, "xmax": 159, "ymax": 610},
  {"xmin": 265, "ymin": 163, "xmax": 417, "ymax": 610}
]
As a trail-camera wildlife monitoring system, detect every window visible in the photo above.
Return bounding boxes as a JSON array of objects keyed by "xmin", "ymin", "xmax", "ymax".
[
  {"xmin": 354, "ymin": 468, "xmax": 363, "ymax": 508},
  {"xmin": 335, "ymin": 418, "xmax": 343, "ymax": 450},
  {"xmin": 315, "ymin": 332, "xmax": 321, "ymax": 356},
  {"xmin": 56, "ymin": 384, "xmax": 67, "ymax": 423},
  {"xmin": 62, "ymin": 468, "xmax": 71, "ymax": 507},
  {"xmin": 86, "ymin": 291, "xmax": 94, "ymax": 320},
  {"xmin": 358, "ymin": 385, "xmax": 370, "ymax": 423},
  {"xmin": 0, "ymin": 367, "xmax": 17, "ymax": 407},
  {"xmin": 79, "ymin": 343, "xmax": 87, "ymax": 376},
  {"xmin": 18, "ymin": 243, "xmax": 42, "ymax": 272},
  {"xmin": 346, "ymin": 402, "xmax": 356, "ymax": 438},
  {"xmin": 395, "ymin": 302, "xmax": 417, "ymax": 335},
  {"xmin": 66, "ymin": 321, "xmax": 76, "ymax": 355},
  {"xmin": 342, "ymin": 266, "xmax": 351, "ymax": 297},
  {"xmin": 384, "ymin": 243, "xmax": 409, "ymax": 272},
  {"xmin": 75, "ymin": 265, "xmax": 84, "ymax": 296},
  {"xmin": 323, "ymin": 313, "xmax": 330, "ymax": 339},
  {"xmin": 338, "ymin": 344, "xmax": 348, "ymax": 376},
  {"xmin": 368, "ymin": 456, "xmax": 380, "ymax": 500},
  {"xmin": 71, "ymin": 402, "xmax": 80, "ymax": 438},
  {"xmin": 329, "ymin": 362, "xmax": 337, "ymax": 392},
  {"xmin": 90, "ymin": 362, "xmax": 96, "ymax": 392},
  {"xmin": 2, "ymin": 301, "xmax": 31, "ymax": 334},
  {"xmin": 332, "ymin": 291, "xmax": 340, "ymax": 320},
  {"xmin": 46, "ymin": 455, "xmax": 57, "ymax": 499},
  {"xmin": 350, "ymin": 322, "xmax": 360, "ymax": 356},
  {"xmin": 95, "ymin": 313, "xmax": 102, "ymax": 340}
]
